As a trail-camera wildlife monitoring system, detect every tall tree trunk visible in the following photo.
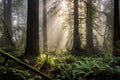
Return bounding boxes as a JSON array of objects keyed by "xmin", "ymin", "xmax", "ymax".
[
  {"xmin": 43, "ymin": 0, "xmax": 48, "ymax": 51},
  {"xmin": 103, "ymin": 1, "xmax": 114, "ymax": 51},
  {"xmin": 86, "ymin": 0, "xmax": 94, "ymax": 54},
  {"xmin": 4, "ymin": 0, "xmax": 13, "ymax": 47},
  {"xmin": 72, "ymin": 0, "xmax": 81, "ymax": 54},
  {"xmin": 113, "ymin": 0, "xmax": 120, "ymax": 56},
  {"xmin": 25, "ymin": 0, "xmax": 40, "ymax": 57}
]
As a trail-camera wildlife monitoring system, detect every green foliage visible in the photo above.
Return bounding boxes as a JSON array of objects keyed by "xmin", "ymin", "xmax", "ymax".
[
  {"xmin": 35, "ymin": 54, "xmax": 56, "ymax": 71},
  {"xmin": 53, "ymin": 55, "xmax": 120, "ymax": 80},
  {"xmin": 61, "ymin": 54, "xmax": 76, "ymax": 63},
  {"xmin": 34, "ymin": 52, "xmax": 120, "ymax": 80},
  {"xmin": 0, "ymin": 66, "xmax": 38, "ymax": 80},
  {"xmin": 40, "ymin": 48, "xmax": 67, "ymax": 55},
  {"xmin": 13, "ymin": 49, "xmax": 24, "ymax": 57},
  {"xmin": 1, "ymin": 49, "xmax": 120, "ymax": 80},
  {"xmin": 114, "ymin": 40, "xmax": 120, "ymax": 53},
  {"xmin": 0, "ymin": 50, "xmax": 53, "ymax": 80}
]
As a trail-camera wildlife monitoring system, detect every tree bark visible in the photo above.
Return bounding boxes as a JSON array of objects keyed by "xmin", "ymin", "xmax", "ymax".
[
  {"xmin": 86, "ymin": 0, "xmax": 94, "ymax": 54},
  {"xmin": 4, "ymin": 0, "xmax": 13, "ymax": 47},
  {"xmin": 113, "ymin": 0, "xmax": 120, "ymax": 56},
  {"xmin": 43, "ymin": 0, "xmax": 48, "ymax": 51},
  {"xmin": 72, "ymin": 0, "xmax": 81, "ymax": 54},
  {"xmin": 25, "ymin": 0, "xmax": 40, "ymax": 57}
]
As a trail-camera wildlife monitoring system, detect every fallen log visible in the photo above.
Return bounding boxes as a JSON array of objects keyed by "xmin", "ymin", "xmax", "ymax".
[{"xmin": 0, "ymin": 50, "xmax": 53, "ymax": 80}]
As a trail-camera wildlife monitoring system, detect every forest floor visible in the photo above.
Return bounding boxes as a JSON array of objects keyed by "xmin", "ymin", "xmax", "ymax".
[{"xmin": 0, "ymin": 49, "xmax": 120, "ymax": 80}]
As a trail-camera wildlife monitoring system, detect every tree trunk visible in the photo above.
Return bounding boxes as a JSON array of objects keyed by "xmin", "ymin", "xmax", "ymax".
[
  {"xmin": 72, "ymin": 0, "xmax": 81, "ymax": 54},
  {"xmin": 43, "ymin": 0, "xmax": 48, "ymax": 51},
  {"xmin": 86, "ymin": 0, "xmax": 94, "ymax": 54},
  {"xmin": 25, "ymin": 0, "xmax": 40, "ymax": 57},
  {"xmin": 113, "ymin": 0, "xmax": 120, "ymax": 56},
  {"xmin": 4, "ymin": 0, "xmax": 13, "ymax": 47}
]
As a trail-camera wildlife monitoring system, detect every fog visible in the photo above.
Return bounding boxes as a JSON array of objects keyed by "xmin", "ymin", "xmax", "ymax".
[{"xmin": 0, "ymin": 0, "xmax": 114, "ymax": 51}]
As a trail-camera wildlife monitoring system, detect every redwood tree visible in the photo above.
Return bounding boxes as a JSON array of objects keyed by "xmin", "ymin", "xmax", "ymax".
[
  {"xmin": 4, "ymin": 0, "xmax": 13, "ymax": 47},
  {"xmin": 113, "ymin": 0, "xmax": 120, "ymax": 56},
  {"xmin": 86, "ymin": 0, "xmax": 94, "ymax": 54},
  {"xmin": 25, "ymin": 0, "xmax": 40, "ymax": 57},
  {"xmin": 43, "ymin": 0, "xmax": 48, "ymax": 51},
  {"xmin": 72, "ymin": 0, "xmax": 81, "ymax": 54}
]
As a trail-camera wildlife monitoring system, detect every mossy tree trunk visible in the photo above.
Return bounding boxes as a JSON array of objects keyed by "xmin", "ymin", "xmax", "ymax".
[{"xmin": 86, "ymin": 0, "xmax": 94, "ymax": 54}]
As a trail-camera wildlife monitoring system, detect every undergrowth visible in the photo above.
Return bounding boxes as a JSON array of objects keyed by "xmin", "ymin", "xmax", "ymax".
[
  {"xmin": 0, "ymin": 51, "xmax": 120, "ymax": 80},
  {"xmin": 34, "ymin": 54, "xmax": 120, "ymax": 80}
]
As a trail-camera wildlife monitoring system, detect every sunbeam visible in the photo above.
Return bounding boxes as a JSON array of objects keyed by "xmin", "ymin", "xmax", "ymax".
[{"xmin": 42, "ymin": 0, "xmax": 69, "ymax": 48}]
